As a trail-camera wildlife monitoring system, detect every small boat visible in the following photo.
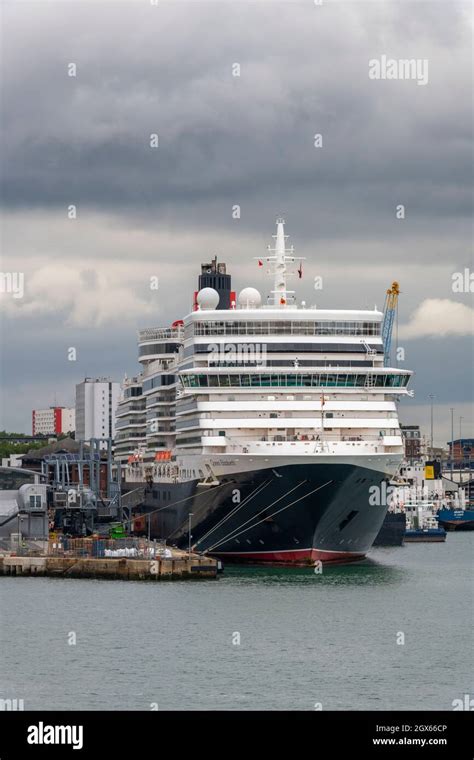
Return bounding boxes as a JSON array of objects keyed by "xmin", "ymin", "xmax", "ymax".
[{"xmin": 404, "ymin": 503, "xmax": 446, "ymax": 543}]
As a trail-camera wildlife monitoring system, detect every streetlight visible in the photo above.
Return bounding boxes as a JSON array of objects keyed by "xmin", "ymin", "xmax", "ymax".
[
  {"xmin": 188, "ymin": 512, "xmax": 193, "ymax": 557},
  {"xmin": 428, "ymin": 394, "xmax": 435, "ymax": 458},
  {"xmin": 450, "ymin": 408, "xmax": 454, "ymax": 476},
  {"xmin": 459, "ymin": 417, "xmax": 464, "ymax": 486}
]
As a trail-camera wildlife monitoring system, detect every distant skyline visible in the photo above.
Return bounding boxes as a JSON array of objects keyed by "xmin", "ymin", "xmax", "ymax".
[{"xmin": 1, "ymin": 1, "xmax": 472, "ymax": 446}]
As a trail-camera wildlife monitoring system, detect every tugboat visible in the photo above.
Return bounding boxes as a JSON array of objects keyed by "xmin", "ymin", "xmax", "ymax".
[{"xmin": 404, "ymin": 503, "xmax": 446, "ymax": 543}]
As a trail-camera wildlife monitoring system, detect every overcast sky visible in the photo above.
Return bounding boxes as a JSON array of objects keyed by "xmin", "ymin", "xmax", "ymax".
[{"xmin": 0, "ymin": 0, "xmax": 472, "ymax": 445}]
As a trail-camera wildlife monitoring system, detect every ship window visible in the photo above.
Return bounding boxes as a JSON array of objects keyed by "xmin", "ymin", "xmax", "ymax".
[
  {"xmin": 179, "ymin": 371, "xmax": 410, "ymax": 390},
  {"xmin": 339, "ymin": 510, "xmax": 359, "ymax": 531}
]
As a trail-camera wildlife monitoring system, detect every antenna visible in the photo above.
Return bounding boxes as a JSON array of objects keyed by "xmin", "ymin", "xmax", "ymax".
[{"xmin": 254, "ymin": 218, "xmax": 305, "ymax": 307}]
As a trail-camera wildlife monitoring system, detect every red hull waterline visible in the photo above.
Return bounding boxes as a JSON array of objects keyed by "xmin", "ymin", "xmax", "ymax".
[{"xmin": 209, "ymin": 547, "xmax": 366, "ymax": 567}]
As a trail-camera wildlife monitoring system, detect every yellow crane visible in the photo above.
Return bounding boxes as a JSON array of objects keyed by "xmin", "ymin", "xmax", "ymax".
[{"xmin": 382, "ymin": 282, "xmax": 400, "ymax": 366}]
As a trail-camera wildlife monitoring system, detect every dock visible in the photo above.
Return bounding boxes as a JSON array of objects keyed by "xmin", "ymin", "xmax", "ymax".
[
  {"xmin": 0, "ymin": 552, "xmax": 219, "ymax": 580},
  {"xmin": 0, "ymin": 536, "xmax": 220, "ymax": 580}
]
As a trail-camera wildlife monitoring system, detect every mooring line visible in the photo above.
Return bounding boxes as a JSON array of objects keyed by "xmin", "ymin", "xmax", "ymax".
[
  {"xmin": 194, "ymin": 479, "xmax": 273, "ymax": 547},
  {"xmin": 206, "ymin": 480, "xmax": 333, "ymax": 552},
  {"xmin": 205, "ymin": 480, "xmax": 309, "ymax": 552}
]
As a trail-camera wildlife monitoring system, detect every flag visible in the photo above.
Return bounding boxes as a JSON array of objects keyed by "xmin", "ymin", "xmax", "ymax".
[
  {"xmin": 258, "ymin": 260, "xmax": 263, "ymax": 267},
  {"xmin": 298, "ymin": 263, "xmax": 303, "ymax": 279}
]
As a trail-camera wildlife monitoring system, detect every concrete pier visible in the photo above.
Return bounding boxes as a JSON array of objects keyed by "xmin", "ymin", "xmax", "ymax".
[{"xmin": 0, "ymin": 552, "xmax": 219, "ymax": 580}]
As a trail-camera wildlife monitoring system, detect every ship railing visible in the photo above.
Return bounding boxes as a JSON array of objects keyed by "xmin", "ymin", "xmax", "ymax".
[
  {"xmin": 142, "ymin": 358, "xmax": 179, "ymax": 378},
  {"xmin": 220, "ymin": 433, "xmax": 388, "ymax": 445},
  {"xmin": 124, "ymin": 463, "xmax": 179, "ymax": 483},
  {"xmin": 116, "ymin": 403, "xmax": 146, "ymax": 415},
  {"xmin": 217, "ymin": 434, "xmax": 397, "ymax": 455},
  {"xmin": 224, "ymin": 440, "xmax": 381, "ymax": 450},
  {"xmin": 138, "ymin": 327, "xmax": 184, "ymax": 342}
]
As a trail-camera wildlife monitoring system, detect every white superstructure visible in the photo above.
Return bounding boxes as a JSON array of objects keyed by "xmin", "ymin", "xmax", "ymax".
[
  {"xmin": 119, "ymin": 219, "xmax": 413, "ymax": 486},
  {"xmin": 174, "ymin": 219, "xmax": 412, "ymax": 481},
  {"xmin": 115, "ymin": 324, "xmax": 183, "ymax": 466}
]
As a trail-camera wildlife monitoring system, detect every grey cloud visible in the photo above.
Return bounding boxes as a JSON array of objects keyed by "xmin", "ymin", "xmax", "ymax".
[
  {"xmin": 2, "ymin": 1, "xmax": 472, "ymax": 223},
  {"xmin": 0, "ymin": 0, "xmax": 472, "ymax": 434}
]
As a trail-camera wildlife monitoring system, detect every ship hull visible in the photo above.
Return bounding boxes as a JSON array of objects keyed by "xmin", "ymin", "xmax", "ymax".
[
  {"xmin": 436, "ymin": 508, "xmax": 474, "ymax": 531},
  {"xmin": 135, "ymin": 458, "xmax": 396, "ymax": 566},
  {"xmin": 373, "ymin": 511, "xmax": 406, "ymax": 546},
  {"xmin": 404, "ymin": 529, "xmax": 446, "ymax": 543}
]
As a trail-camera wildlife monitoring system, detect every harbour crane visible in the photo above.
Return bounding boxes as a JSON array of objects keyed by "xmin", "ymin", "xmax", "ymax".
[{"xmin": 382, "ymin": 281, "xmax": 400, "ymax": 366}]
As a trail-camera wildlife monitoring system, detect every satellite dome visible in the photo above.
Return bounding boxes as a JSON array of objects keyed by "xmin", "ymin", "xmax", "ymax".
[
  {"xmin": 238, "ymin": 287, "xmax": 262, "ymax": 309},
  {"xmin": 197, "ymin": 287, "xmax": 220, "ymax": 310}
]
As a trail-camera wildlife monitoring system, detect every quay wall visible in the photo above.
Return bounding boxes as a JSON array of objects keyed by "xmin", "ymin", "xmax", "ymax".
[{"xmin": 0, "ymin": 554, "xmax": 218, "ymax": 580}]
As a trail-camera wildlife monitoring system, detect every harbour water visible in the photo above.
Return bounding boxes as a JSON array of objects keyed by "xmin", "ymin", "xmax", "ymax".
[{"xmin": 1, "ymin": 534, "xmax": 472, "ymax": 711}]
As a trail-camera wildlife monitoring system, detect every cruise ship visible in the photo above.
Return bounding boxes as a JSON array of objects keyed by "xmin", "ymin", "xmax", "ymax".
[{"xmin": 116, "ymin": 219, "xmax": 413, "ymax": 565}]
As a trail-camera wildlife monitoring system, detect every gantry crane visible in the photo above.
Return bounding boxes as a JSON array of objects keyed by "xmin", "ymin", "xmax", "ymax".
[{"xmin": 381, "ymin": 281, "xmax": 400, "ymax": 366}]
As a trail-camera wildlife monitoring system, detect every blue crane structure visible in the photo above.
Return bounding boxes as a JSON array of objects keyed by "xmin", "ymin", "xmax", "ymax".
[{"xmin": 382, "ymin": 281, "xmax": 400, "ymax": 367}]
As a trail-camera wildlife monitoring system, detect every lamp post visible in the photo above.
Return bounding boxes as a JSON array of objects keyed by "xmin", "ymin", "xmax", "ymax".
[
  {"xmin": 428, "ymin": 394, "xmax": 435, "ymax": 458},
  {"xmin": 188, "ymin": 512, "xmax": 193, "ymax": 557},
  {"xmin": 320, "ymin": 393, "xmax": 325, "ymax": 446},
  {"xmin": 450, "ymin": 408, "xmax": 454, "ymax": 476}
]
